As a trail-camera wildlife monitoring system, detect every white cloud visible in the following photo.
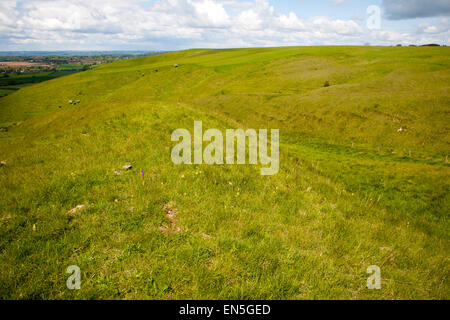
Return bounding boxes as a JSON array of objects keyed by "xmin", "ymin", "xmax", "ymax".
[
  {"xmin": 0, "ymin": 0, "xmax": 20, "ymax": 32},
  {"xmin": 418, "ymin": 18, "xmax": 449, "ymax": 34},
  {"xmin": 193, "ymin": 0, "xmax": 230, "ymax": 26}
]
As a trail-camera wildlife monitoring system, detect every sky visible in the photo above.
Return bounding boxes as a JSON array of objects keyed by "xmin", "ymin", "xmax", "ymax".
[{"xmin": 0, "ymin": 0, "xmax": 449, "ymax": 51}]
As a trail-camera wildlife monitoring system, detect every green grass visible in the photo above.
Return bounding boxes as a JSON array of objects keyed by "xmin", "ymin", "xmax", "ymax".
[
  {"xmin": 0, "ymin": 46, "xmax": 448, "ymax": 299},
  {"xmin": 0, "ymin": 70, "xmax": 81, "ymax": 98},
  {"xmin": 0, "ymin": 87, "xmax": 18, "ymax": 98}
]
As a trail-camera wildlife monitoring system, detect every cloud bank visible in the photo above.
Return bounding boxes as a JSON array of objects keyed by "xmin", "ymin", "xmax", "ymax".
[{"xmin": 0, "ymin": 0, "xmax": 448, "ymax": 50}]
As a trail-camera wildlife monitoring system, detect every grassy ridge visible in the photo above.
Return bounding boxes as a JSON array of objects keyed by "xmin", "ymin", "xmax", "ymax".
[{"xmin": 0, "ymin": 46, "xmax": 448, "ymax": 299}]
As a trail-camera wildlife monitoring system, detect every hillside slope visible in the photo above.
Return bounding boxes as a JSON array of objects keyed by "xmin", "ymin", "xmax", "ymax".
[{"xmin": 0, "ymin": 47, "xmax": 449, "ymax": 299}]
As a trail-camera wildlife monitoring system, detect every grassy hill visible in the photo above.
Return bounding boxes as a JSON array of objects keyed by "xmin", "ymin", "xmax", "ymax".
[{"xmin": 0, "ymin": 46, "xmax": 448, "ymax": 299}]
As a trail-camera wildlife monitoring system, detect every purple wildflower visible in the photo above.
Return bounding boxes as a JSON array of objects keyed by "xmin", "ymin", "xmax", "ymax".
[{"xmin": 141, "ymin": 170, "xmax": 145, "ymax": 179}]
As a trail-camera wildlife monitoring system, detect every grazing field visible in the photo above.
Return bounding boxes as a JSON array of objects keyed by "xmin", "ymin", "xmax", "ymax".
[{"xmin": 0, "ymin": 46, "xmax": 448, "ymax": 299}]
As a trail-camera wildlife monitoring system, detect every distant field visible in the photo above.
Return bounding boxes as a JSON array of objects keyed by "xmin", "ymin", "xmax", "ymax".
[
  {"xmin": 0, "ymin": 61, "xmax": 50, "ymax": 69},
  {"xmin": 57, "ymin": 64, "xmax": 85, "ymax": 71},
  {"xmin": 0, "ymin": 46, "xmax": 448, "ymax": 299}
]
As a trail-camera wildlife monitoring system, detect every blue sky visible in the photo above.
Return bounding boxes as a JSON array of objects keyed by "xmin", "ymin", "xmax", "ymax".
[{"xmin": 0, "ymin": 0, "xmax": 448, "ymax": 51}]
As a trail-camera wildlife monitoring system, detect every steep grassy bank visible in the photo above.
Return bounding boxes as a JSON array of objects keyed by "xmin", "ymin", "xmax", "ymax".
[{"xmin": 0, "ymin": 46, "xmax": 448, "ymax": 299}]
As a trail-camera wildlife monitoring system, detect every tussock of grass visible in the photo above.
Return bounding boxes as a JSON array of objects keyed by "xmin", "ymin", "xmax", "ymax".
[{"xmin": 0, "ymin": 46, "xmax": 449, "ymax": 299}]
